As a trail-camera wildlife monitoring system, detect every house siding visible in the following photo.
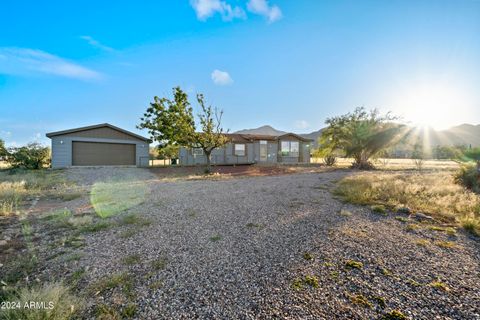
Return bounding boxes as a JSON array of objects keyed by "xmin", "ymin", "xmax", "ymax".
[
  {"xmin": 179, "ymin": 134, "xmax": 311, "ymax": 166},
  {"xmin": 50, "ymin": 136, "xmax": 149, "ymax": 169}
]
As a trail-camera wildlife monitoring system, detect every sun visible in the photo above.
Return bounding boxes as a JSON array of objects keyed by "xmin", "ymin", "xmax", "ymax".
[{"xmin": 391, "ymin": 79, "xmax": 473, "ymax": 130}]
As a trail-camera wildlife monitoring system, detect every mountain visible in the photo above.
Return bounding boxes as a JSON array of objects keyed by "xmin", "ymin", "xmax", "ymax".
[
  {"xmin": 300, "ymin": 129, "xmax": 324, "ymax": 148},
  {"xmin": 234, "ymin": 124, "xmax": 480, "ymax": 149},
  {"xmin": 438, "ymin": 124, "xmax": 480, "ymax": 147},
  {"xmin": 235, "ymin": 125, "xmax": 286, "ymax": 136}
]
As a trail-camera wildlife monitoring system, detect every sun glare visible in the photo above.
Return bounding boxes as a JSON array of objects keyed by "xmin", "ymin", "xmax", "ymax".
[{"xmin": 392, "ymin": 80, "xmax": 473, "ymax": 130}]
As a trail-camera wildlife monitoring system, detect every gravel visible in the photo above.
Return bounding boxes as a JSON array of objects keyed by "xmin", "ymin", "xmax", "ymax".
[{"xmin": 42, "ymin": 168, "xmax": 480, "ymax": 319}]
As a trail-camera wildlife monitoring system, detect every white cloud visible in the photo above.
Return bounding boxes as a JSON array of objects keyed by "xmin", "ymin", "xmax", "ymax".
[
  {"xmin": 0, "ymin": 47, "xmax": 102, "ymax": 80},
  {"xmin": 294, "ymin": 120, "xmax": 309, "ymax": 129},
  {"xmin": 80, "ymin": 35, "xmax": 115, "ymax": 52},
  {"xmin": 211, "ymin": 69, "xmax": 233, "ymax": 85},
  {"xmin": 247, "ymin": 0, "xmax": 282, "ymax": 23},
  {"xmin": 190, "ymin": 0, "xmax": 246, "ymax": 21}
]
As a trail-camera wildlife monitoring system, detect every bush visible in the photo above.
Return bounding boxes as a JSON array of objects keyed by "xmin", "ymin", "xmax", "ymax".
[
  {"xmin": 323, "ymin": 154, "xmax": 337, "ymax": 166},
  {"xmin": 7, "ymin": 143, "xmax": 50, "ymax": 169},
  {"xmin": 454, "ymin": 163, "xmax": 479, "ymax": 193}
]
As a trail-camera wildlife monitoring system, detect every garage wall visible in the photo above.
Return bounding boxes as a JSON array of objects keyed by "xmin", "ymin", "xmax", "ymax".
[{"xmin": 51, "ymin": 136, "xmax": 149, "ymax": 168}]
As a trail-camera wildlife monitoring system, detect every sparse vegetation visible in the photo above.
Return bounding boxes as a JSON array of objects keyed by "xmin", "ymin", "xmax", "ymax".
[
  {"xmin": 372, "ymin": 295, "xmax": 387, "ymax": 308},
  {"xmin": 79, "ymin": 221, "xmax": 111, "ymax": 233},
  {"xmin": 429, "ymin": 280, "xmax": 450, "ymax": 292},
  {"xmin": 415, "ymin": 239, "xmax": 430, "ymax": 247},
  {"xmin": 90, "ymin": 272, "xmax": 133, "ymax": 295},
  {"xmin": 406, "ymin": 223, "xmax": 421, "ymax": 231},
  {"xmin": 0, "ymin": 170, "xmax": 69, "ymax": 216},
  {"xmin": 303, "ymin": 275, "xmax": 319, "ymax": 288},
  {"xmin": 1, "ymin": 282, "xmax": 83, "ymax": 320},
  {"xmin": 151, "ymin": 257, "xmax": 167, "ymax": 271},
  {"xmin": 303, "ymin": 252, "xmax": 314, "ymax": 260},
  {"xmin": 246, "ymin": 222, "xmax": 264, "ymax": 229},
  {"xmin": 454, "ymin": 163, "xmax": 479, "ymax": 193},
  {"xmin": 345, "ymin": 260, "xmax": 363, "ymax": 269},
  {"xmin": 335, "ymin": 171, "xmax": 480, "ymax": 235},
  {"xmin": 348, "ymin": 293, "xmax": 373, "ymax": 308},
  {"xmin": 209, "ymin": 235, "xmax": 222, "ymax": 242},
  {"xmin": 434, "ymin": 240, "xmax": 456, "ymax": 249},
  {"xmin": 291, "ymin": 275, "xmax": 319, "ymax": 289},
  {"xmin": 123, "ymin": 254, "xmax": 142, "ymax": 265},
  {"xmin": 371, "ymin": 204, "xmax": 387, "ymax": 215},
  {"xmin": 381, "ymin": 310, "xmax": 408, "ymax": 320},
  {"xmin": 395, "ymin": 216, "xmax": 409, "ymax": 223},
  {"xmin": 119, "ymin": 213, "xmax": 152, "ymax": 226}
]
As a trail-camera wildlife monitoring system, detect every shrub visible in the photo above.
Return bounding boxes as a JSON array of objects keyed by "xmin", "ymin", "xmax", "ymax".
[
  {"xmin": 454, "ymin": 163, "xmax": 479, "ymax": 193},
  {"xmin": 6, "ymin": 143, "xmax": 50, "ymax": 169},
  {"xmin": 381, "ymin": 310, "xmax": 408, "ymax": 320},
  {"xmin": 345, "ymin": 260, "xmax": 363, "ymax": 269},
  {"xmin": 1, "ymin": 282, "xmax": 83, "ymax": 320},
  {"xmin": 323, "ymin": 154, "xmax": 337, "ymax": 166},
  {"xmin": 303, "ymin": 275, "xmax": 319, "ymax": 288},
  {"xmin": 461, "ymin": 216, "xmax": 480, "ymax": 236},
  {"xmin": 371, "ymin": 204, "xmax": 387, "ymax": 215}
]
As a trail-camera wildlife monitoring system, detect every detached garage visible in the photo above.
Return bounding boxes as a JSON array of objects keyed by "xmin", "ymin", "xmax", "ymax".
[{"xmin": 46, "ymin": 123, "xmax": 150, "ymax": 169}]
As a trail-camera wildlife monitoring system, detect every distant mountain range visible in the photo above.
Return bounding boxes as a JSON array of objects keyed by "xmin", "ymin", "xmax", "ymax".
[{"xmin": 234, "ymin": 124, "xmax": 480, "ymax": 148}]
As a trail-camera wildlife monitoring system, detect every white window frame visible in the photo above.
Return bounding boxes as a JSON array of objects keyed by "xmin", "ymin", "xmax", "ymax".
[{"xmin": 234, "ymin": 144, "xmax": 246, "ymax": 156}]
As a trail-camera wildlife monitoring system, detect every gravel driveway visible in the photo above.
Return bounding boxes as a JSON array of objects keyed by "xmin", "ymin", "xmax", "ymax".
[{"xmin": 63, "ymin": 169, "xmax": 480, "ymax": 319}]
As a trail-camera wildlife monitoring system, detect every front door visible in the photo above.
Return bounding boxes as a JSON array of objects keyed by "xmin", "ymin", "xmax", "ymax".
[{"xmin": 259, "ymin": 140, "xmax": 267, "ymax": 162}]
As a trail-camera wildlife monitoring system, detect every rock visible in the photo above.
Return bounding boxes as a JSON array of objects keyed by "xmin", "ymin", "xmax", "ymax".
[
  {"xmin": 0, "ymin": 240, "xmax": 7, "ymax": 246},
  {"xmin": 414, "ymin": 212, "xmax": 435, "ymax": 220}
]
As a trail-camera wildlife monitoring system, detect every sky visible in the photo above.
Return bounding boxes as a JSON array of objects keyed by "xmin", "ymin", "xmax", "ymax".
[{"xmin": 1, "ymin": 0, "xmax": 479, "ymax": 146}]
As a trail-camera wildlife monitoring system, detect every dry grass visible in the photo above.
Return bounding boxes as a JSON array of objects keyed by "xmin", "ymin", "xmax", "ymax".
[
  {"xmin": 0, "ymin": 169, "xmax": 70, "ymax": 216},
  {"xmin": 1, "ymin": 282, "xmax": 83, "ymax": 320},
  {"xmin": 334, "ymin": 171, "xmax": 480, "ymax": 235},
  {"xmin": 311, "ymin": 157, "xmax": 459, "ymax": 170}
]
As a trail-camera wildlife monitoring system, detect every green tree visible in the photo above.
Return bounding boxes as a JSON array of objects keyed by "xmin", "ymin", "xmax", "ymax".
[
  {"xmin": 320, "ymin": 107, "xmax": 403, "ymax": 169},
  {"xmin": 461, "ymin": 147, "xmax": 480, "ymax": 162},
  {"xmin": 0, "ymin": 139, "xmax": 7, "ymax": 158},
  {"xmin": 138, "ymin": 87, "xmax": 228, "ymax": 172},
  {"xmin": 7, "ymin": 143, "xmax": 50, "ymax": 169},
  {"xmin": 193, "ymin": 94, "xmax": 229, "ymax": 171}
]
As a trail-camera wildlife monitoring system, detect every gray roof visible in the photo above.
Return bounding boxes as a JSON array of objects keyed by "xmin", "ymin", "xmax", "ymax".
[{"xmin": 45, "ymin": 123, "xmax": 150, "ymax": 142}]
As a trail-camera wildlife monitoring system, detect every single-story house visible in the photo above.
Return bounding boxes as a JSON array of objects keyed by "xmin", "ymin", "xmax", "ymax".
[
  {"xmin": 179, "ymin": 133, "xmax": 313, "ymax": 165},
  {"xmin": 46, "ymin": 123, "xmax": 150, "ymax": 168}
]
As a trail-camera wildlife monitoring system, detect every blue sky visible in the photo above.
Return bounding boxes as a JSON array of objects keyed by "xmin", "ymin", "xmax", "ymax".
[{"xmin": 1, "ymin": 0, "xmax": 479, "ymax": 146}]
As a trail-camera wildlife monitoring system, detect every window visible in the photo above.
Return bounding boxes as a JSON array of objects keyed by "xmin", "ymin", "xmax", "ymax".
[
  {"xmin": 281, "ymin": 141, "xmax": 290, "ymax": 156},
  {"xmin": 234, "ymin": 144, "xmax": 246, "ymax": 156},
  {"xmin": 280, "ymin": 141, "xmax": 300, "ymax": 157},
  {"xmin": 192, "ymin": 148, "xmax": 203, "ymax": 155},
  {"xmin": 290, "ymin": 141, "xmax": 299, "ymax": 157}
]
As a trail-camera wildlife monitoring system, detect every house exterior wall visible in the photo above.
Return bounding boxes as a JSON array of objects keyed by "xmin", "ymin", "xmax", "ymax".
[
  {"xmin": 253, "ymin": 141, "xmax": 278, "ymax": 163},
  {"xmin": 59, "ymin": 127, "xmax": 140, "ymax": 141},
  {"xmin": 178, "ymin": 137, "xmax": 311, "ymax": 166},
  {"xmin": 302, "ymin": 141, "xmax": 311, "ymax": 163},
  {"xmin": 179, "ymin": 143, "xmax": 255, "ymax": 165},
  {"xmin": 50, "ymin": 136, "xmax": 149, "ymax": 169}
]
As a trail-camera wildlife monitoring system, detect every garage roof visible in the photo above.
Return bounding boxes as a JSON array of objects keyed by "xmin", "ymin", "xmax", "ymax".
[{"xmin": 46, "ymin": 123, "xmax": 150, "ymax": 142}]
